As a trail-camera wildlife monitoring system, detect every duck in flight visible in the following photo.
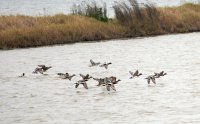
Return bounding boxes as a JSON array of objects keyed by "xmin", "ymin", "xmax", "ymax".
[
  {"xmin": 57, "ymin": 73, "xmax": 75, "ymax": 80},
  {"xmin": 145, "ymin": 75, "xmax": 156, "ymax": 84},
  {"xmin": 159, "ymin": 71, "xmax": 167, "ymax": 76},
  {"xmin": 129, "ymin": 70, "xmax": 142, "ymax": 78},
  {"xmin": 33, "ymin": 65, "xmax": 51, "ymax": 74},
  {"xmin": 154, "ymin": 71, "xmax": 167, "ymax": 78},
  {"xmin": 99, "ymin": 62, "xmax": 112, "ymax": 69},
  {"xmin": 33, "ymin": 67, "xmax": 44, "ymax": 74},
  {"xmin": 38, "ymin": 65, "xmax": 52, "ymax": 72},
  {"xmin": 99, "ymin": 76, "xmax": 121, "ymax": 91},
  {"xmin": 75, "ymin": 79, "xmax": 88, "ymax": 89},
  {"xmin": 80, "ymin": 74, "xmax": 92, "ymax": 80},
  {"xmin": 89, "ymin": 59, "xmax": 100, "ymax": 67}
]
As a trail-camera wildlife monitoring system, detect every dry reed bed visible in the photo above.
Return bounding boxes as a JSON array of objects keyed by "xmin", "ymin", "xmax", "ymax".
[
  {"xmin": 0, "ymin": 15, "xmax": 127, "ymax": 49},
  {"xmin": 113, "ymin": 2, "xmax": 200, "ymax": 36},
  {"xmin": 0, "ymin": 3, "xmax": 200, "ymax": 49}
]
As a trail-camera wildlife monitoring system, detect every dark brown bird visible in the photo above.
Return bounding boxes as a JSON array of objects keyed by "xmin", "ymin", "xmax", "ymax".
[
  {"xmin": 145, "ymin": 75, "xmax": 156, "ymax": 84},
  {"xmin": 38, "ymin": 65, "xmax": 52, "ymax": 72},
  {"xmin": 129, "ymin": 70, "xmax": 142, "ymax": 78},
  {"xmin": 75, "ymin": 79, "xmax": 88, "ymax": 89},
  {"xmin": 99, "ymin": 62, "xmax": 112, "ymax": 69},
  {"xmin": 80, "ymin": 74, "xmax": 92, "ymax": 80},
  {"xmin": 89, "ymin": 59, "xmax": 100, "ymax": 67},
  {"xmin": 154, "ymin": 71, "xmax": 167, "ymax": 78},
  {"xmin": 33, "ymin": 67, "xmax": 44, "ymax": 74}
]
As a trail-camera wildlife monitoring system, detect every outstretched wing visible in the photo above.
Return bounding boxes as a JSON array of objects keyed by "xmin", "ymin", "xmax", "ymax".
[
  {"xmin": 38, "ymin": 69, "xmax": 44, "ymax": 74},
  {"xmin": 83, "ymin": 83, "xmax": 88, "ymax": 89},
  {"xmin": 160, "ymin": 71, "xmax": 164, "ymax": 75},
  {"xmin": 129, "ymin": 71, "xmax": 133, "ymax": 76},
  {"xmin": 90, "ymin": 59, "xmax": 95, "ymax": 65},
  {"xmin": 151, "ymin": 77, "xmax": 156, "ymax": 84},
  {"xmin": 110, "ymin": 84, "xmax": 116, "ymax": 91},
  {"xmin": 147, "ymin": 78, "xmax": 150, "ymax": 84},
  {"xmin": 96, "ymin": 62, "xmax": 100, "ymax": 65},
  {"xmin": 80, "ymin": 74, "xmax": 85, "ymax": 79},
  {"xmin": 134, "ymin": 70, "xmax": 139, "ymax": 76},
  {"xmin": 38, "ymin": 65, "xmax": 45, "ymax": 68},
  {"xmin": 105, "ymin": 65, "xmax": 108, "ymax": 69},
  {"xmin": 93, "ymin": 78, "xmax": 100, "ymax": 82}
]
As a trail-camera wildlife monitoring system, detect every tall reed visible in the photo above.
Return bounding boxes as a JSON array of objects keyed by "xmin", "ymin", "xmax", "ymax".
[
  {"xmin": 71, "ymin": 2, "xmax": 108, "ymax": 22},
  {"xmin": 113, "ymin": 0, "xmax": 200, "ymax": 36}
]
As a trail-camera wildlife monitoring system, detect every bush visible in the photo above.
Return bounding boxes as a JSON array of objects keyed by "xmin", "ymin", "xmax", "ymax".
[
  {"xmin": 71, "ymin": 2, "xmax": 108, "ymax": 22},
  {"xmin": 113, "ymin": 0, "xmax": 159, "ymax": 25}
]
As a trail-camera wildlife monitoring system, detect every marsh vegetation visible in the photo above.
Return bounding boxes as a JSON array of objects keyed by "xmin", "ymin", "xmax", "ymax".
[{"xmin": 0, "ymin": 0, "xmax": 200, "ymax": 49}]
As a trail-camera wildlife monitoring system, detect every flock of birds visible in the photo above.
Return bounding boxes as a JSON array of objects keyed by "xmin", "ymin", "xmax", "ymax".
[{"xmin": 19, "ymin": 59, "xmax": 167, "ymax": 91}]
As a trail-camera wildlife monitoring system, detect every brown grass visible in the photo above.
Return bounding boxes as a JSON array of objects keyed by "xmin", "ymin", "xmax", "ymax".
[
  {"xmin": 0, "ymin": 15, "xmax": 127, "ymax": 49},
  {"xmin": 0, "ymin": 3, "xmax": 200, "ymax": 49},
  {"xmin": 113, "ymin": 1, "xmax": 200, "ymax": 36},
  {"xmin": 159, "ymin": 3, "xmax": 200, "ymax": 33}
]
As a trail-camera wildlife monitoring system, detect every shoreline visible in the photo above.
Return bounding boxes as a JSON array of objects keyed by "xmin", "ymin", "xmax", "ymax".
[
  {"xmin": 0, "ymin": 3, "xmax": 200, "ymax": 50},
  {"xmin": 1, "ymin": 31, "xmax": 199, "ymax": 51}
]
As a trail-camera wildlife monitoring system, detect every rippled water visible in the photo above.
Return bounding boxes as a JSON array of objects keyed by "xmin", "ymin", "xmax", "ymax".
[
  {"xmin": 0, "ymin": 0, "xmax": 199, "ymax": 16},
  {"xmin": 0, "ymin": 33, "xmax": 200, "ymax": 123}
]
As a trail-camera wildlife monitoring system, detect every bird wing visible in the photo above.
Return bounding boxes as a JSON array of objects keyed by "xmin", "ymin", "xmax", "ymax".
[
  {"xmin": 134, "ymin": 70, "xmax": 139, "ymax": 76},
  {"xmin": 147, "ymin": 78, "xmax": 150, "ymax": 84},
  {"xmin": 93, "ymin": 78, "xmax": 101, "ymax": 82},
  {"xmin": 151, "ymin": 77, "xmax": 156, "ymax": 84},
  {"xmin": 38, "ymin": 69, "xmax": 44, "ymax": 74},
  {"xmin": 75, "ymin": 83, "xmax": 79, "ymax": 88},
  {"xmin": 106, "ymin": 85, "xmax": 110, "ymax": 91},
  {"xmin": 80, "ymin": 74, "xmax": 85, "ymax": 79},
  {"xmin": 68, "ymin": 76, "xmax": 72, "ymax": 81},
  {"xmin": 90, "ymin": 59, "xmax": 95, "ymax": 65},
  {"xmin": 110, "ymin": 84, "xmax": 116, "ymax": 91},
  {"xmin": 96, "ymin": 62, "xmax": 100, "ymax": 65},
  {"xmin": 129, "ymin": 71, "xmax": 133, "ymax": 76},
  {"xmin": 113, "ymin": 79, "xmax": 120, "ymax": 84},
  {"xmin": 160, "ymin": 71, "xmax": 164, "ymax": 75},
  {"xmin": 105, "ymin": 65, "xmax": 108, "ymax": 69},
  {"xmin": 83, "ymin": 83, "xmax": 88, "ymax": 89},
  {"xmin": 38, "ymin": 65, "xmax": 45, "ymax": 68}
]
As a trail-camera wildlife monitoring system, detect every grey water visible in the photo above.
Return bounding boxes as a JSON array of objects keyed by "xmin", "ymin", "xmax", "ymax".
[
  {"xmin": 0, "ymin": 32, "xmax": 200, "ymax": 123},
  {"xmin": 0, "ymin": 0, "xmax": 199, "ymax": 16}
]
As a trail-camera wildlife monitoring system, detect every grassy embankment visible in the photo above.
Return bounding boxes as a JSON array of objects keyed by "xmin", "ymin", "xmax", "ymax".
[{"xmin": 0, "ymin": 1, "xmax": 200, "ymax": 49}]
